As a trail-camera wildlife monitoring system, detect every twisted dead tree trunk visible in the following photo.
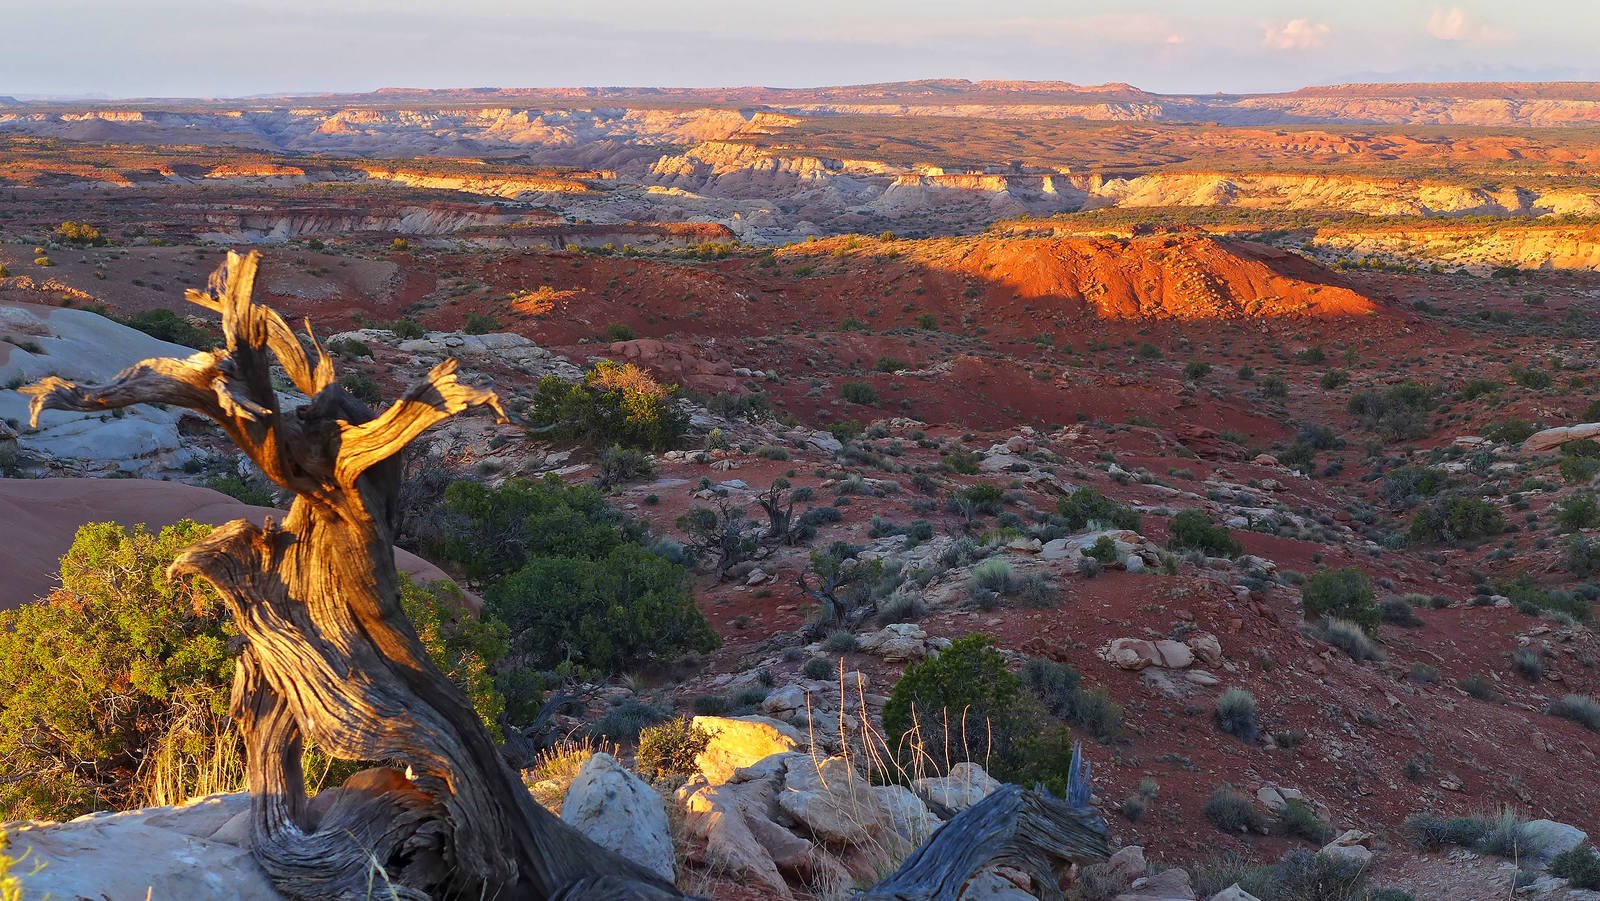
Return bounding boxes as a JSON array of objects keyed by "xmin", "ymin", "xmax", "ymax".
[
  {"xmin": 24, "ymin": 251, "xmax": 679, "ymax": 900},
  {"xmin": 24, "ymin": 251, "xmax": 1109, "ymax": 900}
]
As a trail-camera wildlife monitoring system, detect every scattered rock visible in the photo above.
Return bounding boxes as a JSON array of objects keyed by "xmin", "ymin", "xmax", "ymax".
[
  {"xmin": 1101, "ymin": 638, "xmax": 1195, "ymax": 671},
  {"xmin": 560, "ymin": 752, "xmax": 675, "ymax": 881},
  {"xmin": 1208, "ymin": 885, "xmax": 1264, "ymax": 901},
  {"xmin": 859, "ymin": 623, "xmax": 951, "ymax": 662}
]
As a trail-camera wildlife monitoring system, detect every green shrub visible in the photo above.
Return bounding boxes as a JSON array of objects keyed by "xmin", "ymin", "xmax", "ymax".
[
  {"xmin": 1558, "ymin": 493, "xmax": 1600, "ymax": 532},
  {"xmin": 1567, "ymin": 536, "xmax": 1600, "ymax": 576},
  {"xmin": 430, "ymin": 476, "xmax": 628, "ymax": 580},
  {"xmin": 840, "ymin": 381, "xmax": 878, "ymax": 405},
  {"xmin": 970, "ymin": 558, "xmax": 1014, "ymax": 594},
  {"xmin": 0, "ymin": 521, "xmax": 232, "ymax": 819},
  {"xmin": 1559, "ymin": 456, "xmax": 1600, "ymax": 485},
  {"xmin": 604, "ymin": 322, "xmax": 634, "ymax": 341},
  {"xmin": 1379, "ymin": 597, "xmax": 1424, "ymax": 627},
  {"xmin": 401, "ymin": 576, "xmax": 509, "ymax": 739},
  {"xmin": 1458, "ymin": 674, "xmax": 1501, "ymax": 702},
  {"xmin": 1183, "ymin": 361, "xmax": 1212, "ymax": 380},
  {"xmin": 340, "ymin": 370, "xmax": 382, "ymax": 406},
  {"xmin": 388, "ymin": 318, "xmax": 426, "ymax": 339},
  {"xmin": 803, "ymin": 657, "xmax": 834, "ymax": 680},
  {"xmin": 203, "ymin": 473, "xmax": 277, "ymax": 507},
  {"xmin": 1408, "ymin": 495, "xmax": 1504, "ymax": 543},
  {"xmin": 1203, "ymin": 786, "xmax": 1266, "ymax": 833},
  {"xmin": 1550, "ymin": 846, "xmax": 1600, "ymax": 889},
  {"xmin": 530, "ymin": 361, "xmax": 688, "ymax": 451},
  {"xmin": 1484, "ymin": 418, "xmax": 1538, "ymax": 444},
  {"xmin": 118, "ymin": 308, "xmax": 214, "ymax": 349},
  {"xmin": 1497, "ymin": 573, "xmax": 1592, "ymax": 623},
  {"xmin": 1348, "ymin": 381, "xmax": 1434, "ymax": 441},
  {"xmin": 1380, "ymin": 466, "xmax": 1452, "ymax": 508},
  {"xmin": 1512, "ymin": 647, "xmax": 1543, "ymax": 681},
  {"xmin": 463, "ymin": 312, "xmax": 499, "ymax": 334},
  {"xmin": 1086, "ymin": 535, "xmax": 1119, "ymax": 562},
  {"xmin": 1167, "ymin": 510, "xmax": 1242, "ymax": 557},
  {"xmin": 327, "ymin": 337, "xmax": 373, "ymax": 358},
  {"xmin": 485, "ymin": 543, "xmax": 715, "ymax": 675},
  {"xmin": 883, "ymin": 634, "xmax": 1076, "ymax": 794},
  {"xmin": 1549, "ymin": 694, "xmax": 1600, "ymax": 731},
  {"xmin": 1300, "ymin": 567, "xmax": 1379, "ymax": 635},
  {"xmin": 1275, "ymin": 798, "xmax": 1332, "ymax": 843},
  {"xmin": 1057, "ymin": 488, "xmax": 1139, "ymax": 531},
  {"xmin": 596, "ymin": 444, "xmax": 654, "ymax": 488},
  {"xmin": 0, "ymin": 522, "xmax": 502, "ymax": 821},
  {"xmin": 1213, "ymin": 688, "xmax": 1258, "ymax": 742},
  {"xmin": 635, "ymin": 716, "xmax": 710, "ymax": 782},
  {"xmin": 1322, "ymin": 618, "xmax": 1385, "ymax": 662},
  {"xmin": 1018, "ymin": 658, "xmax": 1123, "ymax": 742},
  {"xmin": 589, "ymin": 699, "xmax": 668, "ymax": 741},
  {"xmin": 691, "ymin": 694, "xmax": 729, "ymax": 716}
]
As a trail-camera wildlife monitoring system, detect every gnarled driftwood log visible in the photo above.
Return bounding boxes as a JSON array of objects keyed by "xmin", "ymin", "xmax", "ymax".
[{"xmin": 24, "ymin": 251, "xmax": 1109, "ymax": 900}]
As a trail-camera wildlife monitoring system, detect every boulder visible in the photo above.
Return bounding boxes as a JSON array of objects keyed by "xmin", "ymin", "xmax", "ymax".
[
  {"xmin": 1116, "ymin": 866, "xmax": 1197, "ymax": 900},
  {"xmin": 778, "ymin": 755, "xmax": 889, "ymax": 846},
  {"xmin": 1521, "ymin": 819, "xmax": 1587, "ymax": 863},
  {"xmin": 1208, "ymin": 886, "xmax": 1264, "ymax": 901},
  {"xmin": 560, "ymin": 752, "xmax": 675, "ymax": 881},
  {"xmin": 875, "ymin": 783, "xmax": 940, "ymax": 847},
  {"xmin": 1102, "ymin": 845, "xmax": 1148, "ymax": 883},
  {"xmin": 1100, "ymin": 638, "xmax": 1195, "ymax": 671},
  {"xmin": 1184, "ymin": 633, "xmax": 1224, "ymax": 667},
  {"xmin": 913, "ymin": 762, "xmax": 1001, "ymax": 817},
  {"xmin": 1317, "ymin": 830, "xmax": 1376, "ymax": 869},
  {"xmin": 5, "ymin": 793, "xmax": 285, "ymax": 900},
  {"xmin": 692, "ymin": 715, "xmax": 803, "ymax": 784},
  {"xmin": 762, "ymin": 684, "xmax": 811, "ymax": 716}
]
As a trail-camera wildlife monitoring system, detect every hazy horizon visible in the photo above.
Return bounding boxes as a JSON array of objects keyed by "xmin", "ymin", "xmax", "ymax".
[{"xmin": 3, "ymin": 0, "xmax": 1598, "ymax": 100}]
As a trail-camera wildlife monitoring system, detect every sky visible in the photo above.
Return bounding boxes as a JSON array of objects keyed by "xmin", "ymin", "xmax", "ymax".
[{"xmin": 2, "ymin": 0, "xmax": 1598, "ymax": 99}]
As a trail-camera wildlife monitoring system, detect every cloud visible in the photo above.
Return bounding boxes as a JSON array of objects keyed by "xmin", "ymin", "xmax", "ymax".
[
  {"xmin": 1262, "ymin": 19, "xmax": 1331, "ymax": 51},
  {"xmin": 1426, "ymin": 7, "xmax": 1511, "ymax": 42}
]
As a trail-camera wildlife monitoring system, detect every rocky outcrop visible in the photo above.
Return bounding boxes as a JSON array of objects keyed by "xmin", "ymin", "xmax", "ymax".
[
  {"xmin": 5, "ymin": 793, "xmax": 283, "ymax": 901},
  {"xmin": 691, "ymin": 715, "xmax": 803, "ymax": 785},
  {"xmin": 1522, "ymin": 423, "xmax": 1600, "ymax": 455},
  {"xmin": 777, "ymin": 754, "xmax": 889, "ymax": 847},
  {"xmin": 858, "ymin": 623, "xmax": 952, "ymax": 662},
  {"xmin": 1, "ymin": 302, "xmax": 195, "ymax": 474},
  {"xmin": 560, "ymin": 752, "xmax": 675, "ymax": 881}
]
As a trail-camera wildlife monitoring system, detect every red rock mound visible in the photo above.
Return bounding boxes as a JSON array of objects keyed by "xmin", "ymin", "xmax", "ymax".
[{"xmin": 938, "ymin": 234, "xmax": 1375, "ymax": 321}]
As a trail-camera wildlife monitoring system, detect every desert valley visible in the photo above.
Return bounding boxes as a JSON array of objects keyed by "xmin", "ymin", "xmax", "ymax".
[{"xmin": 4, "ymin": 76, "xmax": 1600, "ymax": 901}]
